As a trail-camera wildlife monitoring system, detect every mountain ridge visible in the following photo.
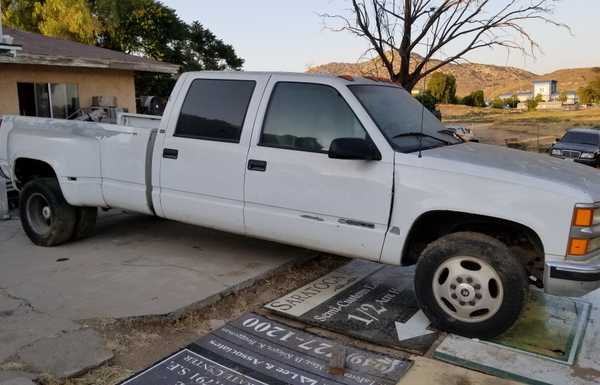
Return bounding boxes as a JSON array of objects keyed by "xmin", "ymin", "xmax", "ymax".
[{"xmin": 307, "ymin": 55, "xmax": 600, "ymax": 98}]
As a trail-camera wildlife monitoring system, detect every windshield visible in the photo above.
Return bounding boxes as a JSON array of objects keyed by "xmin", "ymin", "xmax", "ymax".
[
  {"xmin": 561, "ymin": 131, "xmax": 599, "ymax": 146},
  {"xmin": 349, "ymin": 85, "xmax": 461, "ymax": 153}
]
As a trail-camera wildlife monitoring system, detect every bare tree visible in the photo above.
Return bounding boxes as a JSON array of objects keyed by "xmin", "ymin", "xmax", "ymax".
[{"xmin": 322, "ymin": 0, "xmax": 567, "ymax": 91}]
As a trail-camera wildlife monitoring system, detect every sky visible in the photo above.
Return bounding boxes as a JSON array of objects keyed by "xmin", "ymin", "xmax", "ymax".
[{"xmin": 162, "ymin": 0, "xmax": 600, "ymax": 75}]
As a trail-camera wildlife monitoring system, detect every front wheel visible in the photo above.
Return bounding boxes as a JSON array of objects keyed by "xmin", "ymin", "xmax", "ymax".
[
  {"xmin": 19, "ymin": 178, "xmax": 77, "ymax": 247},
  {"xmin": 414, "ymin": 232, "xmax": 528, "ymax": 338}
]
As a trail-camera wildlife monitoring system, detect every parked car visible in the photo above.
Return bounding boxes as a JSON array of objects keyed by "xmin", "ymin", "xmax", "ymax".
[
  {"xmin": 445, "ymin": 125, "xmax": 478, "ymax": 142},
  {"xmin": 551, "ymin": 128, "xmax": 600, "ymax": 167},
  {"xmin": 2, "ymin": 72, "xmax": 600, "ymax": 339}
]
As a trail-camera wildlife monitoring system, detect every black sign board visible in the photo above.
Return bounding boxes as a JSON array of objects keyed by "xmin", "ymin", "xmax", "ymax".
[
  {"xmin": 265, "ymin": 261, "xmax": 440, "ymax": 354},
  {"xmin": 120, "ymin": 313, "xmax": 411, "ymax": 385}
]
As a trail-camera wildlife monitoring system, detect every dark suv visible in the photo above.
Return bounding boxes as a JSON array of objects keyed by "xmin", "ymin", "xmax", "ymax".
[{"xmin": 551, "ymin": 128, "xmax": 600, "ymax": 167}]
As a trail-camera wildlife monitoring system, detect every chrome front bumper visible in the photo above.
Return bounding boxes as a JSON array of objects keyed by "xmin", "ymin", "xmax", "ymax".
[{"xmin": 545, "ymin": 252, "xmax": 600, "ymax": 297}]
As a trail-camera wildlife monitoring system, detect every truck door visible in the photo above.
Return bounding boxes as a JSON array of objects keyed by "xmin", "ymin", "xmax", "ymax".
[
  {"xmin": 244, "ymin": 75, "xmax": 394, "ymax": 260},
  {"xmin": 158, "ymin": 73, "xmax": 269, "ymax": 234}
]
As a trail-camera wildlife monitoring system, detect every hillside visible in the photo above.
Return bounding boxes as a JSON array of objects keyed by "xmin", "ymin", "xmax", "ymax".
[{"xmin": 307, "ymin": 55, "xmax": 600, "ymax": 98}]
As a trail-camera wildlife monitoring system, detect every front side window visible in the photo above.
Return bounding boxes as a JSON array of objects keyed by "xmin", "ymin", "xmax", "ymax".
[
  {"xmin": 260, "ymin": 82, "xmax": 367, "ymax": 153},
  {"xmin": 349, "ymin": 85, "xmax": 461, "ymax": 153},
  {"xmin": 175, "ymin": 79, "xmax": 256, "ymax": 142}
]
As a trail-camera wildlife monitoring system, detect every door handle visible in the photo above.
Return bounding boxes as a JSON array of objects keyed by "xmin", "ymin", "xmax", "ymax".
[
  {"xmin": 248, "ymin": 159, "xmax": 267, "ymax": 172},
  {"xmin": 163, "ymin": 148, "xmax": 179, "ymax": 159}
]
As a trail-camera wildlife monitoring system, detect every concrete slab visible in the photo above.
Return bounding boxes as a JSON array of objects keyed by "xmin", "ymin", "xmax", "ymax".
[
  {"xmin": 17, "ymin": 329, "xmax": 113, "ymax": 379},
  {"xmin": 0, "ymin": 307, "xmax": 79, "ymax": 363},
  {"xmin": 399, "ymin": 356, "xmax": 518, "ymax": 385},
  {"xmin": 0, "ymin": 372, "xmax": 37, "ymax": 382},
  {"xmin": 0, "ymin": 211, "xmax": 314, "ymax": 320},
  {"xmin": 0, "ymin": 293, "xmax": 22, "ymax": 316},
  {"xmin": 0, "ymin": 378, "xmax": 36, "ymax": 385}
]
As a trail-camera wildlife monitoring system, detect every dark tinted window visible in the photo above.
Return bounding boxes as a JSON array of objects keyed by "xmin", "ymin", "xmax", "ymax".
[
  {"xmin": 349, "ymin": 85, "xmax": 459, "ymax": 153},
  {"xmin": 561, "ymin": 131, "xmax": 599, "ymax": 146},
  {"xmin": 175, "ymin": 79, "xmax": 256, "ymax": 142},
  {"xmin": 261, "ymin": 82, "xmax": 367, "ymax": 152}
]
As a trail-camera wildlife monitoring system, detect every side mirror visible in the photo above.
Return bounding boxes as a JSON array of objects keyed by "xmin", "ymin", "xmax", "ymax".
[{"xmin": 328, "ymin": 138, "xmax": 381, "ymax": 161}]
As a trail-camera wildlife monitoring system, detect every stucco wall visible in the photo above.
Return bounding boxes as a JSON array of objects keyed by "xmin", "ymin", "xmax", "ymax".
[{"xmin": 0, "ymin": 64, "xmax": 136, "ymax": 115}]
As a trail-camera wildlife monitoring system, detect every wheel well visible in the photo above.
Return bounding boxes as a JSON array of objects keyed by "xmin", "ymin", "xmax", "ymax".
[
  {"xmin": 402, "ymin": 211, "xmax": 545, "ymax": 286},
  {"xmin": 13, "ymin": 158, "xmax": 57, "ymax": 190}
]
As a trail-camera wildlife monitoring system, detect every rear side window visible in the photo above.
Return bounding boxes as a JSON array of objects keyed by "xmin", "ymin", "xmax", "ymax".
[
  {"xmin": 260, "ymin": 82, "xmax": 367, "ymax": 153},
  {"xmin": 175, "ymin": 79, "xmax": 256, "ymax": 142}
]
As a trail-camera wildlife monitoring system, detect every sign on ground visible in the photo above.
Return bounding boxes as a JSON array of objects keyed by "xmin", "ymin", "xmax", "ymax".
[
  {"xmin": 119, "ymin": 312, "xmax": 412, "ymax": 385},
  {"xmin": 264, "ymin": 260, "xmax": 439, "ymax": 354}
]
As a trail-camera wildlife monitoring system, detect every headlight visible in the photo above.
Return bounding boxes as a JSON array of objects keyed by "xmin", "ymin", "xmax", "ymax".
[
  {"xmin": 551, "ymin": 149, "xmax": 562, "ymax": 156},
  {"xmin": 580, "ymin": 152, "xmax": 596, "ymax": 159}
]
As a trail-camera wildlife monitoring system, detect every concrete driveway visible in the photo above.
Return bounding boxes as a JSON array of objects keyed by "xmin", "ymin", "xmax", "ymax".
[{"xmin": 0, "ymin": 211, "xmax": 313, "ymax": 379}]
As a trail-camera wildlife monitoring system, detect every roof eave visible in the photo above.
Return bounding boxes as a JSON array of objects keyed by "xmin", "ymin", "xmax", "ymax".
[{"xmin": 0, "ymin": 53, "xmax": 179, "ymax": 74}]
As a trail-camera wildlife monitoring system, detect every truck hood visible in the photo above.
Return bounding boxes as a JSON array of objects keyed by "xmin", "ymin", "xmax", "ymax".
[
  {"xmin": 419, "ymin": 142, "xmax": 600, "ymax": 201},
  {"xmin": 552, "ymin": 141, "xmax": 598, "ymax": 153}
]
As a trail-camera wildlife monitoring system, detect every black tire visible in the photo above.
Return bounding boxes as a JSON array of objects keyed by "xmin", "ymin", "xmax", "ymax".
[
  {"xmin": 414, "ymin": 232, "xmax": 528, "ymax": 338},
  {"xmin": 72, "ymin": 207, "xmax": 98, "ymax": 241},
  {"xmin": 19, "ymin": 178, "xmax": 77, "ymax": 247}
]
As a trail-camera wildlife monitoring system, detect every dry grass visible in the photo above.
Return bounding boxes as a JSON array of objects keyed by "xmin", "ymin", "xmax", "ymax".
[{"xmin": 440, "ymin": 104, "xmax": 600, "ymax": 128}]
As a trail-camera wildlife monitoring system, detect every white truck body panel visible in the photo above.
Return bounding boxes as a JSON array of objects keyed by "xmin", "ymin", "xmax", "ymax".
[{"xmin": 2, "ymin": 71, "xmax": 600, "ymax": 297}]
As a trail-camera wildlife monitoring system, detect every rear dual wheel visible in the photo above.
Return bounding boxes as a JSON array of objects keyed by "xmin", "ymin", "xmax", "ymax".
[
  {"xmin": 415, "ymin": 232, "xmax": 529, "ymax": 338},
  {"xmin": 19, "ymin": 178, "xmax": 97, "ymax": 246}
]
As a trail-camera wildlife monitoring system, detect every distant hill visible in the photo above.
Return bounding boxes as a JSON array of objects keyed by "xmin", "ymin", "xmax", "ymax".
[{"xmin": 307, "ymin": 54, "xmax": 600, "ymax": 98}]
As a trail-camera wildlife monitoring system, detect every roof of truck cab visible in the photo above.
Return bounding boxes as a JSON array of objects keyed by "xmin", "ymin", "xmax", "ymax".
[{"xmin": 185, "ymin": 71, "xmax": 402, "ymax": 86}]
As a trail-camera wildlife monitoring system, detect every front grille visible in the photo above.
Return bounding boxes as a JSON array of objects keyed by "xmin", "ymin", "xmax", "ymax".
[{"xmin": 561, "ymin": 150, "xmax": 581, "ymax": 159}]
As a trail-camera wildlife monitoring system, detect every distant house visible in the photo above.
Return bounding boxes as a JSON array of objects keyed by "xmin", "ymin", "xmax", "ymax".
[
  {"xmin": 516, "ymin": 91, "xmax": 533, "ymax": 102},
  {"xmin": 498, "ymin": 93, "xmax": 513, "ymax": 100},
  {"xmin": 0, "ymin": 27, "xmax": 179, "ymax": 118},
  {"xmin": 564, "ymin": 91, "xmax": 579, "ymax": 105},
  {"xmin": 533, "ymin": 80, "xmax": 558, "ymax": 102}
]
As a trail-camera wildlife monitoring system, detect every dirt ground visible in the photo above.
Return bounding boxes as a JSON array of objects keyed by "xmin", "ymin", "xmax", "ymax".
[
  {"xmin": 36, "ymin": 255, "xmax": 348, "ymax": 385},
  {"xmin": 440, "ymin": 104, "xmax": 600, "ymax": 151}
]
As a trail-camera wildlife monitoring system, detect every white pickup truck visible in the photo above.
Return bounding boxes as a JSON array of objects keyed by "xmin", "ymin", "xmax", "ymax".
[{"xmin": 2, "ymin": 72, "xmax": 600, "ymax": 338}]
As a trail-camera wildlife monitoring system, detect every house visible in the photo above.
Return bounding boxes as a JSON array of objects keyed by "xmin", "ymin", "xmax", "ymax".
[
  {"xmin": 533, "ymin": 80, "xmax": 558, "ymax": 102},
  {"xmin": 516, "ymin": 91, "xmax": 533, "ymax": 102},
  {"xmin": 0, "ymin": 27, "xmax": 179, "ymax": 118},
  {"xmin": 564, "ymin": 90, "xmax": 579, "ymax": 105}
]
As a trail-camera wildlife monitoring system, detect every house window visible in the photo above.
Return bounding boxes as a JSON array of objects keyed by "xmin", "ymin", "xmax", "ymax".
[{"xmin": 17, "ymin": 82, "xmax": 80, "ymax": 119}]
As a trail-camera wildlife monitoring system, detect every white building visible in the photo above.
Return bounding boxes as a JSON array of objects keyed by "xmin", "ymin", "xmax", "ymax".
[{"xmin": 533, "ymin": 80, "xmax": 558, "ymax": 102}]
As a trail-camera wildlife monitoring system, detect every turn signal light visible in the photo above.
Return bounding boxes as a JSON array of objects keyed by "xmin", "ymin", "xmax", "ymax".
[
  {"xmin": 568, "ymin": 238, "xmax": 589, "ymax": 256},
  {"xmin": 573, "ymin": 208, "xmax": 594, "ymax": 227}
]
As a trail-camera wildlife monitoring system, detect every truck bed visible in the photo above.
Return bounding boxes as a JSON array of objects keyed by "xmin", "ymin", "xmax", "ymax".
[{"xmin": 0, "ymin": 116, "xmax": 159, "ymax": 213}]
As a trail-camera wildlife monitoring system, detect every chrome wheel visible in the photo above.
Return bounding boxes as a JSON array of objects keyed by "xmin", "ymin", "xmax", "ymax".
[
  {"xmin": 26, "ymin": 193, "xmax": 52, "ymax": 236},
  {"xmin": 432, "ymin": 256, "xmax": 504, "ymax": 323}
]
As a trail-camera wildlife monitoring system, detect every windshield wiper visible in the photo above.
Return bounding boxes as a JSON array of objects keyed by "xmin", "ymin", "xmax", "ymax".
[{"xmin": 391, "ymin": 132, "xmax": 450, "ymax": 145}]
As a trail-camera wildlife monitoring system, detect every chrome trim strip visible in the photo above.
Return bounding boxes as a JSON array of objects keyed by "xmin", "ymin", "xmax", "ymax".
[
  {"xmin": 570, "ymin": 224, "xmax": 600, "ymax": 239},
  {"xmin": 547, "ymin": 260, "xmax": 600, "ymax": 274}
]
